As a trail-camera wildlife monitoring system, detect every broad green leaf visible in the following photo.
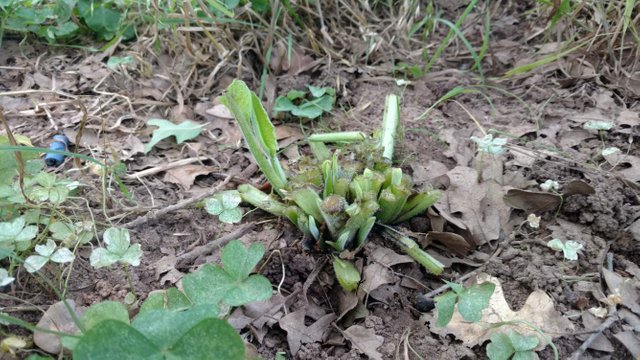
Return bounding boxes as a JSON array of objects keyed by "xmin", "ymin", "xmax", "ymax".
[
  {"xmin": 470, "ymin": 134, "xmax": 507, "ymax": 155},
  {"xmin": 221, "ymin": 192, "xmax": 242, "ymax": 208},
  {"xmin": 34, "ymin": 239, "xmax": 56, "ymax": 257},
  {"xmin": 205, "ymin": 198, "xmax": 224, "ymax": 215},
  {"xmin": 24, "ymin": 255, "xmax": 49, "ymax": 273},
  {"xmin": 0, "ymin": 268, "xmax": 14, "ymax": 286},
  {"xmin": 183, "ymin": 242, "xmax": 272, "ymax": 307},
  {"xmin": 166, "ymin": 288, "xmax": 193, "ymax": 310},
  {"xmin": 221, "ymin": 240, "xmax": 265, "ymax": 280},
  {"xmin": 224, "ymin": 274, "xmax": 272, "ymax": 306},
  {"xmin": 132, "ymin": 306, "xmax": 216, "ymax": 349},
  {"xmin": 219, "ymin": 80, "xmax": 287, "ymax": 192},
  {"xmin": 546, "ymin": 239, "xmax": 583, "ymax": 261},
  {"xmin": 182, "ymin": 265, "xmax": 232, "ymax": 306},
  {"xmin": 50, "ymin": 248, "xmax": 74, "ymax": 263},
  {"xmin": 274, "ymin": 97, "xmax": 298, "ymax": 112},
  {"xmin": 83, "ymin": 6, "xmax": 121, "ymax": 40},
  {"xmin": 50, "ymin": 221, "xmax": 93, "ymax": 247},
  {"xmin": 90, "ymin": 228, "xmax": 142, "ymax": 268},
  {"xmin": 219, "ymin": 208, "xmax": 243, "ymax": 224},
  {"xmin": 107, "ymin": 56, "xmax": 135, "ymax": 69},
  {"xmin": 308, "ymin": 85, "xmax": 334, "ymax": 98},
  {"xmin": 82, "ymin": 301, "xmax": 130, "ymax": 330},
  {"xmin": 332, "ymin": 257, "xmax": 360, "ymax": 292},
  {"xmin": 73, "ymin": 320, "xmax": 162, "ymax": 360},
  {"xmin": 139, "ymin": 292, "xmax": 166, "ymax": 315},
  {"xmin": 457, "ymin": 282, "xmax": 496, "ymax": 322},
  {"xmin": 486, "ymin": 332, "xmax": 515, "ymax": 360},
  {"xmin": 143, "ymin": 119, "xmax": 204, "ymax": 153},
  {"xmin": 0, "ymin": 216, "xmax": 38, "ymax": 251},
  {"xmin": 508, "ymin": 330, "xmax": 539, "ymax": 352},
  {"xmin": 168, "ymin": 318, "xmax": 244, "ymax": 359},
  {"xmin": 434, "ymin": 291, "xmax": 457, "ymax": 327},
  {"xmin": 286, "ymin": 89, "xmax": 306, "ymax": 100}
]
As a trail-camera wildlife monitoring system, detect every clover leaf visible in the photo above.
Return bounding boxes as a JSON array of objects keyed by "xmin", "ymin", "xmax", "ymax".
[
  {"xmin": 435, "ymin": 281, "xmax": 496, "ymax": 327},
  {"xmin": 143, "ymin": 119, "xmax": 205, "ymax": 153},
  {"xmin": 49, "ymin": 221, "xmax": 94, "ymax": 247},
  {"xmin": 28, "ymin": 172, "xmax": 78, "ymax": 204},
  {"xmin": 0, "ymin": 216, "xmax": 38, "ymax": 254},
  {"xmin": 182, "ymin": 240, "xmax": 272, "ymax": 307},
  {"xmin": 0, "ymin": 268, "xmax": 15, "ymax": 286},
  {"xmin": 539, "ymin": 179, "xmax": 561, "ymax": 192},
  {"xmin": 547, "ymin": 239, "xmax": 583, "ymax": 261},
  {"xmin": 25, "ymin": 239, "xmax": 75, "ymax": 273},
  {"xmin": 90, "ymin": 228, "xmax": 142, "ymax": 268},
  {"xmin": 205, "ymin": 191, "xmax": 243, "ymax": 224},
  {"xmin": 470, "ymin": 134, "xmax": 508, "ymax": 155},
  {"xmin": 583, "ymin": 120, "xmax": 613, "ymax": 131},
  {"xmin": 486, "ymin": 330, "xmax": 539, "ymax": 360}
]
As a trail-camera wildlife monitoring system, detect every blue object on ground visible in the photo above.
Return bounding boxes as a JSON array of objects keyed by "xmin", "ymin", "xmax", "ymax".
[{"xmin": 44, "ymin": 134, "xmax": 70, "ymax": 167}]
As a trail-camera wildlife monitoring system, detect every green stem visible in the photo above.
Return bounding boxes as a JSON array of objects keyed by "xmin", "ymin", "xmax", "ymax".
[
  {"xmin": 238, "ymin": 184, "xmax": 289, "ymax": 217},
  {"xmin": 380, "ymin": 226, "xmax": 444, "ymax": 275},
  {"xmin": 380, "ymin": 94, "xmax": 400, "ymax": 160},
  {"xmin": 308, "ymin": 132, "xmax": 367, "ymax": 143}
]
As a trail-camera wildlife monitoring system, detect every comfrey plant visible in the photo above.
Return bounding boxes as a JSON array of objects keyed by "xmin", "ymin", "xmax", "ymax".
[{"xmin": 215, "ymin": 80, "xmax": 444, "ymax": 289}]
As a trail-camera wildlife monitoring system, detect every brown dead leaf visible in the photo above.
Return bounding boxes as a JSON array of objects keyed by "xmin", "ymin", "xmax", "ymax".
[
  {"xmin": 602, "ymin": 268, "xmax": 640, "ymax": 315},
  {"xmin": 429, "ymin": 273, "xmax": 574, "ymax": 348},
  {"xmin": 361, "ymin": 263, "xmax": 395, "ymax": 294},
  {"xmin": 337, "ymin": 290, "xmax": 359, "ymax": 321},
  {"xmin": 435, "ymin": 167, "xmax": 511, "ymax": 245},
  {"xmin": 34, "ymin": 300, "xmax": 85, "ymax": 354},
  {"xmin": 343, "ymin": 325, "xmax": 384, "ymax": 360},
  {"xmin": 163, "ymin": 164, "xmax": 216, "ymax": 190},
  {"xmin": 578, "ymin": 312, "xmax": 614, "ymax": 352},
  {"xmin": 269, "ymin": 41, "xmax": 317, "ymax": 76},
  {"xmin": 562, "ymin": 180, "xmax": 595, "ymax": 197},
  {"xmin": 503, "ymin": 189, "xmax": 561, "ymax": 212},
  {"xmin": 369, "ymin": 247, "xmax": 413, "ymax": 267},
  {"xmin": 278, "ymin": 309, "xmax": 336, "ymax": 355},
  {"xmin": 613, "ymin": 331, "xmax": 640, "ymax": 359},
  {"xmin": 206, "ymin": 104, "xmax": 233, "ymax": 119},
  {"xmin": 426, "ymin": 231, "xmax": 471, "ymax": 256},
  {"xmin": 604, "ymin": 153, "xmax": 640, "ymax": 182}
]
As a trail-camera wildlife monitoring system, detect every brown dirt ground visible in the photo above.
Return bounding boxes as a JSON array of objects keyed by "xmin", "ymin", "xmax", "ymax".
[{"xmin": 1, "ymin": 1, "xmax": 640, "ymax": 360}]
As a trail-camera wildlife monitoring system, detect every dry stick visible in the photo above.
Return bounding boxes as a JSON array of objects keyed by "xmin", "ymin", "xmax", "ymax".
[
  {"xmin": 123, "ymin": 175, "xmax": 232, "ymax": 229},
  {"xmin": 175, "ymin": 221, "xmax": 255, "ymax": 268},
  {"xmin": 569, "ymin": 251, "xmax": 619, "ymax": 360},
  {"xmin": 124, "ymin": 156, "xmax": 210, "ymax": 179}
]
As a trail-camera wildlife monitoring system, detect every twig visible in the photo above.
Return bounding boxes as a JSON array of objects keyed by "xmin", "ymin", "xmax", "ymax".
[
  {"xmin": 175, "ymin": 221, "xmax": 255, "ymax": 268},
  {"xmin": 123, "ymin": 175, "xmax": 232, "ymax": 228},
  {"xmin": 568, "ymin": 305, "xmax": 618, "ymax": 360},
  {"xmin": 124, "ymin": 156, "xmax": 210, "ymax": 179},
  {"xmin": 302, "ymin": 257, "xmax": 328, "ymax": 305}
]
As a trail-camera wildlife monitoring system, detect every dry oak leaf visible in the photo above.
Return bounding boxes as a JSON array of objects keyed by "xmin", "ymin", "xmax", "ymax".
[
  {"xmin": 278, "ymin": 309, "xmax": 336, "ymax": 355},
  {"xmin": 429, "ymin": 273, "xmax": 574, "ymax": 348},
  {"xmin": 343, "ymin": 325, "xmax": 384, "ymax": 360},
  {"xmin": 163, "ymin": 164, "xmax": 216, "ymax": 190}
]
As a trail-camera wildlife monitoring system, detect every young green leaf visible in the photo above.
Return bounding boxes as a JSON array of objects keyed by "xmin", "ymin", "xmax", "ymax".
[
  {"xmin": 205, "ymin": 192, "xmax": 244, "ymax": 224},
  {"xmin": 90, "ymin": 228, "xmax": 142, "ymax": 268},
  {"xmin": 73, "ymin": 320, "xmax": 162, "ymax": 359},
  {"xmin": 182, "ymin": 240, "xmax": 272, "ymax": 307},
  {"xmin": 546, "ymin": 239, "xmax": 583, "ymax": 261},
  {"xmin": 434, "ymin": 291, "xmax": 457, "ymax": 327},
  {"xmin": 143, "ymin": 119, "xmax": 205, "ymax": 153},
  {"xmin": 0, "ymin": 216, "xmax": 38, "ymax": 253},
  {"xmin": 470, "ymin": 134, "xmax": 508, "ymax": 155},
  {"xmin": 24, "ymin": 239, "xmax": 74, "ymax": 273},
  {"xmin": 28, "ymin": 172, "xmax": 78, "ymax": 204},
  {"xmin": 0, "ymin": 268, "xmax": 15, "ymax": 286},
  {"xmin": 457, "ymin": 282, "xmax": 496, "ymax": 322},
  {"xmin": 82, "ymin": 301, "xmax": 130, "ymax": 331},
  {"xmin": 486, "ymin": 332, "xmax": 516, "ymax": 360},
  {"xmin": 332, "ymin": 257, "xmax": 360, "ymax": 292},
  {"xmin": 219, "ymin": 80, "xmax": 287, "ymax": 193}
]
